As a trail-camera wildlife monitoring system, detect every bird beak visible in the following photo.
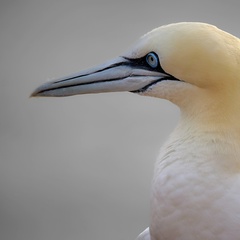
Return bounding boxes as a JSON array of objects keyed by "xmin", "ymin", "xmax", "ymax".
[{"xmin": 31, "ymin": 56, "xmax": 169, "ymax": 97}]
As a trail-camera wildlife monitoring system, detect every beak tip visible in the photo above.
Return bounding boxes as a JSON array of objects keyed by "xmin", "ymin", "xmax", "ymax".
[
  {"xmin": 30, "ymin": 90, "xmax": 37, "ymax": 98},
  {"xmin": 30, "ymin": 88, "xmax": 40, "ymax": 97},
  {"xmin": 30, "ymin": 85, "xmax": 46, "ymax": 98},
  {"xmin": 30, "ymin": 91, "xmax": 37, "ymax": 98},
  {"xmin": 30, "ymin": 81, "xmax": 55, "ymax": 97}
]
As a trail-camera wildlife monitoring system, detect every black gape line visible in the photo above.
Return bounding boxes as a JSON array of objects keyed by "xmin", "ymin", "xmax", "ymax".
[{"xmin": 131, "ymin": 77, "xmax": 177, "ymax": 94}]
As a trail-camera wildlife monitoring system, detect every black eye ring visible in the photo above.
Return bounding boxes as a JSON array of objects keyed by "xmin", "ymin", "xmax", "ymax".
[{"xmin": 146, "ymin": 52, "xmax": 159, "ymax": 68}]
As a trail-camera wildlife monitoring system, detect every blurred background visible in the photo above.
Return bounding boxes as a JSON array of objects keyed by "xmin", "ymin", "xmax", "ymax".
[{"xmin": 1, "ymin": 1, "xmax": 240, "ymax": 239}]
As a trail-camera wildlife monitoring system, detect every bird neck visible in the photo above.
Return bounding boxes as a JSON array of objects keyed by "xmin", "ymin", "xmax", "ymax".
[
  {"xmin": 162, "ymin": 111, "xmax": 240, "ymax": 174},
  {"xmin": 155, "ymin": 125, "xmax": 240, "ymax": 182},
  {"xmin": 177, "ymin": 86, "xmax": 240, "ymax": 137}
]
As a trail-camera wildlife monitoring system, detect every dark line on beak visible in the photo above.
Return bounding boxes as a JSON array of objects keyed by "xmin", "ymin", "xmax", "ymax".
[
  {"xmin": 131, "ymin": 77, "xmax": 181, "ymax": 93},
  {"xmin": 36, "ymin": 77, "xmax": 130, "ymax": 95},
  {"xmin": 55, "ymin": 60, "xmax": 131, "ymax": 84},
  {"xmin": 54, "ymin": 56, "xmax": 160, "ymax": 84}
]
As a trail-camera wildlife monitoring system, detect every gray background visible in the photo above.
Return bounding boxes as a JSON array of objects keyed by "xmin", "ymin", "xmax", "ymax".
[{"xmin": 1, "ymin": 1, "xmax": 240, "ymax": 240}]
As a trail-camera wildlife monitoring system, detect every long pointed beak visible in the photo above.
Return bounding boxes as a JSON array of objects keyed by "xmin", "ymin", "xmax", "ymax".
[{"xmin": 31, "ymin": 56, "xmax": 169, "ymax": 97}]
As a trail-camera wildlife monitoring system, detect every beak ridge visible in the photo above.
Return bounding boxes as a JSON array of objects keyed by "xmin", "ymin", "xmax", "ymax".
[{"xmin": 31, "ymin": 56, "xmax": 168, "ymax": 97}]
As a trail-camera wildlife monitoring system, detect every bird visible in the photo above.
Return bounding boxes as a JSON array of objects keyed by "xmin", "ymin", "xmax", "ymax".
[{"xmin": 31, "ymin": 22, "xmax": 240, "ymax": 240}]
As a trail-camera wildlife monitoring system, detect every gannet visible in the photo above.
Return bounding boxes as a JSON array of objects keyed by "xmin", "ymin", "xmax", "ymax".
[{"xmin": 31, "ymin": 22, "xmax": 240, "ymax": 240}]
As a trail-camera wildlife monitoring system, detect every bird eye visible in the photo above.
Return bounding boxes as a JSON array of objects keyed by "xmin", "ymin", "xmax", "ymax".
[{"xmin": 146, "ymin": 52, "xmax": 158, "ymax": 68}]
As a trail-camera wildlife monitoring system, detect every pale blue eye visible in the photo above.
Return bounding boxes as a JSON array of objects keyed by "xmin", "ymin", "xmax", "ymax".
[{"xmin": 146, "ymin": 52, "xmax": 158, "ymax": 68}]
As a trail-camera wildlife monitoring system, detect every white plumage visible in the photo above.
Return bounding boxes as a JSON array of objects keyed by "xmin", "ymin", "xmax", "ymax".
[{"xmin": 32, "ymin": 22, "xmax": 240, "ymax": 240}]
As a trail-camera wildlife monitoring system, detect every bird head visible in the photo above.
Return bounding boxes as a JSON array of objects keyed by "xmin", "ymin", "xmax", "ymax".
[{"xmin": 31, "ymin": 22, "xmax": 240, "ymax": 124}]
